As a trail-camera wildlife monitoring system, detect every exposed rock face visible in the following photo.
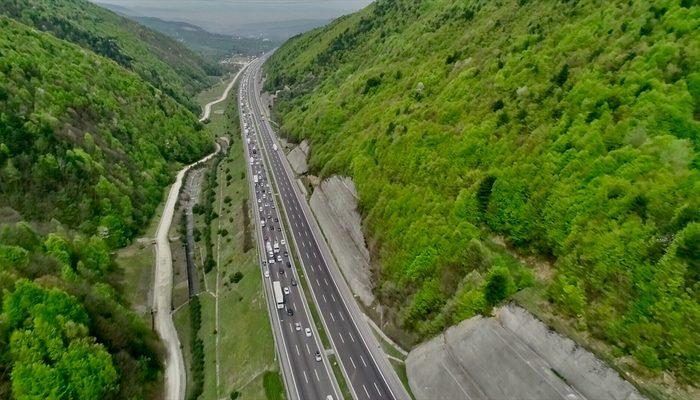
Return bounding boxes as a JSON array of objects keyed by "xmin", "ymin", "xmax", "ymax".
[
  {"xmin": 309, "ymin": 176, "xmax": 375, "ymax": 306},
  {"xmin": 287, "ymin": 139, "xmax": 309, "ymax": 174},
  {"xmin": 406, "ymin": 303, "xmax": 644, "ymax": 400}
]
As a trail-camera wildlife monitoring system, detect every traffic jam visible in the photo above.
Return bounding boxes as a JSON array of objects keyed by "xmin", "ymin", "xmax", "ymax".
[{"xmin": 240, "ymin": 92, "xmax": 325, "ymax": 365}]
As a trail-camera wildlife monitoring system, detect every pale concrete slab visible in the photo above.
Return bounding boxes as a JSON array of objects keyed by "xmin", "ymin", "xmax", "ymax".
[{"xmin": 407, "ymin": 304, "xmax": 644, "ymax": 400}]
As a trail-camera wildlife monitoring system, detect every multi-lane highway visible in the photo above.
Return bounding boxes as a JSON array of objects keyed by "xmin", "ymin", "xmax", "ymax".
[
  {"xmin": 238, "ymin": 64, "xmax": 341, "ymax": 400},
  {"xmin": 242, "ymin": 57, "xmax": 410, "ymax": 400}
]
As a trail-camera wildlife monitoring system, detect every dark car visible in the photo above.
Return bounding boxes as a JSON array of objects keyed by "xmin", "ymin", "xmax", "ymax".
[
  {"xmin": 286, "ymin": 261, "xmax": 291, "ymax": 268},
  {"xmin": 269, "ymin": 226, "xmax": 274, "ymax": 231},
  {"xmin": 291, "ymin": 278, "xmax": 297, "ymax": 286},
  {"xmin": 274, "ymin": 217, "xmax": 279, "ymax": 222},
  {"xmin": 279, "ymin": 268, "xmax": 284, "ymax": 275},
  {"xmin": 286, "ymin": 308, "xmax": 294, "ymax": 316}
]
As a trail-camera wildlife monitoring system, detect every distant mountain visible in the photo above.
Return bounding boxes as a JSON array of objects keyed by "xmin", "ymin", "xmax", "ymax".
[
  {"xmin": 0, "ymin": 0, "xmax": 220, "ymax": 113},
  {"xmin": 233, "ymin": 18, "xmax": 333, "ymax": 41},
  {"xmin": 132, "ymin": 15, "xmax": 277, "ymax": 59}
]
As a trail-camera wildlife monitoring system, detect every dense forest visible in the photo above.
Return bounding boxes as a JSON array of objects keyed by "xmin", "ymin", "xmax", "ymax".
[
  {"xmin": 0, "ymin": 6, "xmax": 215, "ymax": 397},
  {"xmin": 264, "ymin": 0, "xmax": 699, "ymax": 390},
  {"xmin": 0, "ymin": 0, "xmax": 220, "ymax": 113}
]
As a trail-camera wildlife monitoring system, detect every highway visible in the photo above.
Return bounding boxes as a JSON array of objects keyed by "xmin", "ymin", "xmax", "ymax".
[
  {"xmin": 238, "ymin": 64, "xmax": 341, "ymax": 400},
  {"xmin": 243, "ymin": 57, "xmax": 410, "ymax": 400}
]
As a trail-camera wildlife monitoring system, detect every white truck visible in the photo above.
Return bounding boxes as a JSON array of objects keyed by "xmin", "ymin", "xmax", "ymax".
[
  {"xmin": 273, "ymin": 281, "xmax": 284, "ymax": 309},
  {"xmin": 249, "ymin": 156, "xmax": 254, "ymax": 165},
  {"xmin": 266, "ymin": 241, "xmax": 273, "ymax": 255}
]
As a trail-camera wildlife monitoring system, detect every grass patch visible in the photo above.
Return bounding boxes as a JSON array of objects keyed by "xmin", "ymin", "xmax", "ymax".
[
  {"xmin": 390, "ymin": 359, "xmax": 415, "ymax": 400},
  {"xmin": 262, "ymin": 371, "xmax": 285, "ymax": 400},
  {"xmin": 328, "ymin": 355, "xmax": 352, "ymax": 400}
]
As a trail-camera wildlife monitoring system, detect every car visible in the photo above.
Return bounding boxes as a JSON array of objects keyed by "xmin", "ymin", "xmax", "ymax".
[
  {"xmin": 277, "ymin": 255, "xmax": 282, "ymax": 262},
  {"xmin": 261, "ymin": 220, "xmax": 265, "ymax": 227},
  {"xmin": 271, "ymin": 204, "xmax": 275, "ymax": 209},
  {"xmin": 269, "ymin": 226, "xmax": 274, "ymax": 231},
  {"xmin": 279, "ymin": 268, "xmax": 285, "ymax": 275},
  {"xmin": 286, "ymin": 308, "xmax": 294, "ymax": 316},
  {"xmin": 286, "ymin": 261, "xmax": 291, "ymax": 268},
  {"xmin": 315, "ymin": 351, "xmax": 322, "ymax": 362},
  {"xmin": 274, "ymin": 217, "xmax": 279, "ymax": 222},
  {"xmin": 305, "ymin": 328, "xmax": 312, "ymax": 337},
  {"xmin": 268, "ymin": 259, "xmax": 274, "ymax": 265},
  {"xmin": 294, "ymin": 322, "xmax": 301, "ymax": 331},
  {"xmin": 257, "ymin": 198, "xmax": 261, "ymax": 204},
  {"xmin": 267, "ymin": 215, "xmax": 272, "ymax": 220},
  {"xmin": 264, "ymin": 270, "xmax": 269, "ymax": 278},
  {"xmin": 291, "ymin": 278, "xmax": 297, "ymax": 286},
  {"xmin": 284, "ymin": 287, "xmax": 290, "ymax": 295},
  {"xmin": 284, "ymin": 251, "xmax": 288, "ymax": 257},
  {"xmin": 258, "ymin": 206, "xmax": 263, "ymax": 212},
  {"xmin": 281, "ymin": 239, "xmax": 286, "ymax": 245}
]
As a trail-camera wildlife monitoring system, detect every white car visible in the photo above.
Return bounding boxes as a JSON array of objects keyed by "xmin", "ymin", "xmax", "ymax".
[
  {"xmin": 305, "ymin": 328, "xmax": 312, "ymax": 337},
  {"xmin": 268, "ymin": 259, "xmax": 275, "ymax": 265},
  {"xmin": 315, "ymin": 351, "xmax": 322, "ymax": 362},
  {"xmin": 258, "ymin": 206, "xmax": 263, "ymax": 212},
  {"xmin": 258, "ymin": 198, "xmax": 261, "ymax": 203},
  {"xmin": 280, "ymin": 239, "xmax": 286, "ymax": 245},
  {"xmin": 277, "ymin": 255, "xmax": 282, "ymax": 262},
  {"xmin": 261, "ymin": 220, "xmax": 265, "ymax": 227},
  {"xmin": 295, "ymin": 322, "xmax": 301, "ymax": 331},
  {"xmin": 283, "ymin": 287, "xmax": 290, "ymax": 295},
  {"xmin": 264, "ymin": 270, "xmax": 269, "ymax": 278}
]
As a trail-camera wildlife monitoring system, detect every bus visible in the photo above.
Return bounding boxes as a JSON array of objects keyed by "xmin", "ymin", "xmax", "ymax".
[{"xmin": 272, "ymin": 281, "xmax": 284, "ymax": 309}]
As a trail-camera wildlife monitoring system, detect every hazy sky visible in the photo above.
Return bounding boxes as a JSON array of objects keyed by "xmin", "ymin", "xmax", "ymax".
[{"xmin": 94, "ymin": 1, "xmax": 373, "ymax": 35}]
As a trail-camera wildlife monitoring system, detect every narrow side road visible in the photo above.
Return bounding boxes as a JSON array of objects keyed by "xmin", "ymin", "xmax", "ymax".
[{"xmin": 153, "ymin": 63, "xmax": 249, "ymax": 400}]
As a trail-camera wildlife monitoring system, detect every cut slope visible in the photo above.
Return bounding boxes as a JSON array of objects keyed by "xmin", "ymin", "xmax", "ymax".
[
  {"xmin": 0, "ymin": 16, "xmax": 212, "ymax": 247},
  {"xmin": 0, "ymin": 0, "xmax": 220, "ymax": 112},
  {"xmin": 264, "ymin": 0, "xmax": 699, "ymax": 389}
]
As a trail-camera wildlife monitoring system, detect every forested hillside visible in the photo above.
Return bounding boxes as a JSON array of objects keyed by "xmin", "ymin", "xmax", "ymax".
[
  {"xmin": 0, "ymin": 15, "xmax": 214, "ymax": 398},
  {"xmin": 264, "ymin": 0, "xmax": 699, "ymax": 390},
  {"xmin": 0, "ymin": 0, "xmax": 220, "ymax": 113}
]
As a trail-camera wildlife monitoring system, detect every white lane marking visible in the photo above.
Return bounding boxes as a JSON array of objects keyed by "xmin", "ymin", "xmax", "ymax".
[
  {"xmin": 289, "ymin": 323, "xmax": 293, "ymax": 334},
  {"xmin": 331, "ymin": 294, "xmax": 337, "ymax": 302},
  {"xmin": 360, "ymin": 355, "xmax": 367, "ymax": 367},
  {"xmin": 363, "ymin": 384, "xmax": 370, "ymax": 398},
  {"xmin": 322, "ymin": 294, "xmax": 327, "ymax": 303},
  {"xmin": 295, "ymin": 345, "xmax": 300, "ymax": 356},
  {"xmin": 293, "ymin": 301, "xmax": 297, "ymax": 310},
  {"xmin": 338, "ymin": 332, "xmax": 345, "ymax": 343},
  {"xmin": 330, "ymin": 312, "xmax": 335, "ymax": 322},
  {"xmin": 316, "ymin": 278, "xmax": 321, "ymax": 286},
  {"xmin": 306, "ymin": 343, "xmax": 311, "ymax": 354},
  {"xmin": 324, "ymin": 278, "xmax": 329, "ymax": 286},
  {"xmin": 374, "ymin": 381, "xmax": 383, "ymax": 397},
  {"xmin": 349, "ymin": 356, "xmax": 356, "ymax": 369},
  {"xmin": 349, "ymin": 332, "xmax": 355, "ymax": 342},
  {"xmin": 303, "ymin": 370, "xmax": 308, "ymax": 383},
  {"xmin": 340, "ymin": 312, "xmax": 345, "ymax": 321},
  {"xmin": 314, "ymin": 369, "xmax": 320, "ymax": 382},
  {"xmin": 301, "ymin": 241, "xmax": 305, "ymax": 248},
  {"xmin": 305, "ymin": 251, "xmax": 310, "ymax": 259}
]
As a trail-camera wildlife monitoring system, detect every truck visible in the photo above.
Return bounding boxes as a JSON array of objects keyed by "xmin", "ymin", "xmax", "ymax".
[
  {"xmin": 266, "ymin": 241, "xmax": 273, "ymax": 255},
  {"xmin": 273, "ymin": 281, "xmax": 284, "ymax": 309},
  {"xmin": 249, "ymin": 157, "xmax": 254, "ymax": 165}
]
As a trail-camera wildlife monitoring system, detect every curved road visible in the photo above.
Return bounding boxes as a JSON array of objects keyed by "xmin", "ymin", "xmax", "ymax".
[{"xmin": 153, "ymin": 63, "xmax": 249, "ymax": 400}]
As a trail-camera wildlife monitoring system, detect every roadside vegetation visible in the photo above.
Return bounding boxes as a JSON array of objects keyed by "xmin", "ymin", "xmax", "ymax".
[
  {"xmin": 264, "ymin": 0, "xmax": 699, "ymax": 396},
  {"xmin": 174, "ymin": 75, "xmax": 280, "ymax": 400}
]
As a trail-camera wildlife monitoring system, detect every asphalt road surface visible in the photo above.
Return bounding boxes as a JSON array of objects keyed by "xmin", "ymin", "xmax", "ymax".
[
  {"xmin": 239, "ymin": 64, "xmax": 342, "ymax": 400},
  {"xmin": 244, "ymin": 57, "xmax": 410, "ymax": 400}
]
